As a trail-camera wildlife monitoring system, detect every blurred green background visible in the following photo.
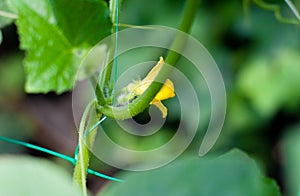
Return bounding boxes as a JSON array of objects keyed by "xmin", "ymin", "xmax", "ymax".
[{"xmin": 0, "ymin": 0, "xmax": 299, "ymax": 195}]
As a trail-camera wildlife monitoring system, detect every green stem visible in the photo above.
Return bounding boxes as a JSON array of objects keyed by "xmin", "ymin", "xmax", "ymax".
[
  {"xmin": 99, "ymin": 42, "xmax": 115, "ymax": 95},
  {"xmin": 91, "ymin": 76, "xmax": 106, "ymax": 106},
  {"xmin": 72, "ymin": 0, "xmax": 200, "ymax": 193},
  {"xmin": 99, "ymin": 0, "xmax": 120, "ymax": 96},
  {"xmin": 165, "ymin": 0, "xmax": 200, "ymax": 65},
  {"xmin": 73, "ymin": 1, "xmax": 122, "ymax": 192},
  {"xmin": 73, "ymin": 101, "xmax": 96, "ymax": 196},
  {"xmin": 98, "ymin": 0, "xmax": 201, "ymax": 119}
]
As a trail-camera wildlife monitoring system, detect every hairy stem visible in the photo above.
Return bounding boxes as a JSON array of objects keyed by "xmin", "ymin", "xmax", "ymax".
[
  {"xmin": 91, "ymin": 76, "xmax": 106, "ymax": 106},
  {"xmin": 73, "ymin": 0, "xmax": 121, "ymax": 192},
  {"xmin": 73, "ymin": 101, "xmax": 97, "ymax": 196},
  {"xmin": 98, "ymin": 0, "xmax": 201, "ymax": 119},
  {"xmin": 73, "ymin": 0, "xmax": 201, "ymax": 192},
  {"xmin": 99, "ymin": 0, "xmax": 121, "ymax": 97}
]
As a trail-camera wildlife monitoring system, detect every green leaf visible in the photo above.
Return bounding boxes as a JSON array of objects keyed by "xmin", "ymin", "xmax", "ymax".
[
  {"xmin": 237, "ymin": 48, "xmax": 300, "ymax": 117},
  {"xmin": 0, "ymin": 30, "xmax": 2, "ymax": 44},
  {"xmin": 0, "ymin": 155, "xmax": 82, "ymax": 196},
  {"xmin": 0, "ymin": 53, "xmax": 24, "ymax": 98},
  {"xmin": 7, "ymin": 0, "xmax": 112, "ymax": 93},
  {"xmin": 0, "ymin": 0, "xmax": 15, "ymax": 28},
  {"xmin": 99, "ymin": 149, "xmax": 280, "ymax": 196}
]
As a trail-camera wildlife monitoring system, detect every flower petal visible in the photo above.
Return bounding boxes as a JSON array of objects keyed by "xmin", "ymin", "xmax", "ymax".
[
  {"xmin": 154, "ymin": 79, "xmax": 175, "ymax": 101},
  {"xmin": 143, "ymin": 56, "xmax": 164, "ymax": 82},
  {"xmin": 123, "ymin": 57, "xmax": 175, "ymax": 118},
  {"xmin": 151, "ymin": 100, "xmax": 168, "ymax": 118}
]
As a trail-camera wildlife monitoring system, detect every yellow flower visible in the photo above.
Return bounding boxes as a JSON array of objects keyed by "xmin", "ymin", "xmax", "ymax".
[{"xmin": 127, "ymin": 57, "xmax": 175, "ymax": 118}]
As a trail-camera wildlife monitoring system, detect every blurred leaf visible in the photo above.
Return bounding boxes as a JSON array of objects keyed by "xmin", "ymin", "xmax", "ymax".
[
  {"xmin": 282, "ymin": 124, "xmax": 300, "ymax": 196},
  {"xmin": 0, "ymin": 0, "xmax": 15, "ymax": 28},
  {"xmin": 0, "ymin": 30, "xmax": 2, "ymax": 44},
  {"xmin": 225, "ymin": 95, "xmax": 260, "ymax": 132},
  {"xmin": 99, "ymin": 149, "xmax": 280, "ymax": 196},
  {"xmin": 120, "ymin": 0, "xmax": 181, "ymax": 27},
  {"xmin": 237, "ymin": 48, "xmax": 300, "ymax": 117},
  {"xmin": 0, "ymin": 53, "xmax": 24, "ymax": 99},
  {"xmin": 0, "ymin": 156, "xmax": 81, "ymax": 196},
  {"xmin": 7, "ymin": 0, "xmax": 112, "ymax": 93}
]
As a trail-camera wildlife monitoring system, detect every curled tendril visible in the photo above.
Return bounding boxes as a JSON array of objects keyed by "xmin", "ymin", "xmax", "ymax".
[{"xmin": 244, "ymin": 0, "xmax": 300, "ymax": 26}]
